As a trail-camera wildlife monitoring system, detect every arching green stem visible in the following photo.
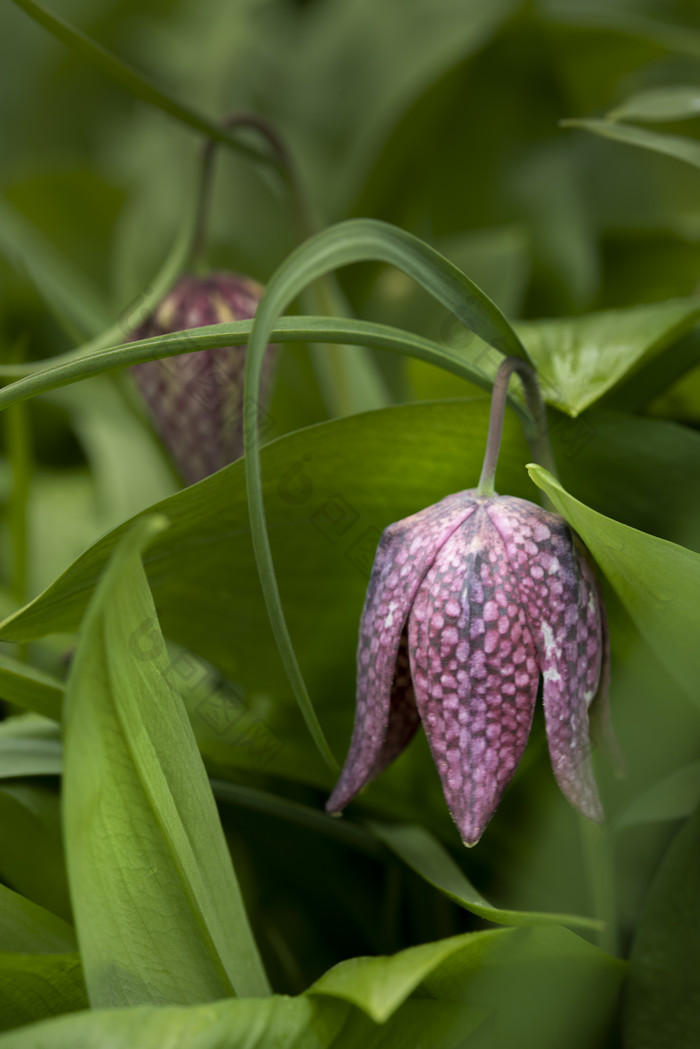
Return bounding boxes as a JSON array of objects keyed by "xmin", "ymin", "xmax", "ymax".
[{"xmin": 478, "ymin": 357, "xmax": 557, "ymax": 497}]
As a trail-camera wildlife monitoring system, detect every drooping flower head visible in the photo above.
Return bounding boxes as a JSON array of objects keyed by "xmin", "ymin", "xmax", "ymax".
[
  {"xmin": 327, "ymin": 359, "xmax": 611, "ymax": 846},
  {"xmin": 131, "ymin": 272, "xmax": 277, "ymax": 485}
]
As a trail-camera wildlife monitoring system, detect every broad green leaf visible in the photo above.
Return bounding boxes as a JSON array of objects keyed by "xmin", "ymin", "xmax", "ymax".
[
  {"xmin": 562, "ymin": 118, "xmax": 700, "ymax": 172},
  {"xmin": 0, "ymin": 952, "xmax": 87, "ymax": 1033},
  {"xmin": 527, "ymin": 465, "xmax": 700, "ymax": 704},
  {"xmin": 242, "ymin": 218, "xmax": 527, "ymax": 766},
  {"xmin": 0, "ymin": 654, "xmax": 62, "ymax": 720},
  {"xmin": 0, "ymin": 994, "xmax": 482, "ymax": 1049},
  {"xmin": 307, "ymin": 929, "xmax": 497, "ymax": 1023},
  {"xmin": 0, "ymin": 884, "xmax": 75, "ymax": 953},
  {"xmin": 624, "ymin": 806, "xmax": 700, "ymax": 1048},
  {"xmin": 609, "ymin": 85, "xmax": 700, "ymax": 124},
  {"xmin": 601, "ymin": 327, "xmax": 700, "ymax": 415},
  {"xmin": 517, "ymin": 298, "xmax": 700, "ymax": 416},
  {"xmin": 62, "ymin": 516, "xmax": 269, "ymax": 1007},
  {"xmin": 0, "ymin": 782, "xmax": 70, "ymax": 920},
  {"xmin": 0, "ymin": 400, "xmax": 531, "ymax": 789},
  {"xmin": 8, "ymin": 0, "xmax": 277, "ymax": 171},
  {"xmin": 614, "ymin": 762, "xmax": 700, "ymax": 833},
  {"xmin": 366, "ymin": 821, "xmax": 602, "ymax": 932}
]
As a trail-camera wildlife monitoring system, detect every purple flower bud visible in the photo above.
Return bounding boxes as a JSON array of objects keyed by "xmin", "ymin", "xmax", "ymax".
[
  {"xmin": 131, "ymin": 272, "xmax": 277, "ymax": 485},
  {"xmin": 327, "ymin": 490, "xmax": 610, "ymax": 846}
]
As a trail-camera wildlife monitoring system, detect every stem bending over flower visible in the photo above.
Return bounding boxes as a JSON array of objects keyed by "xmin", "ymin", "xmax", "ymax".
[{"xmin": 478, "ymin": 357, "xmax": 557, "ymax": 497}]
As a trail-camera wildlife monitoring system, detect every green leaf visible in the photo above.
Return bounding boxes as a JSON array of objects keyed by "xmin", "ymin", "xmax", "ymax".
[
  {"xmin": 614, "ymin": 763, "xmax": 700, "ymax": 833},
  {"xmin": 0, "ymin": 314, "xmax": 505, "ymax": 399},
  {"xmin": 0, "ymin": 654, "xmax": 63, "ymax": 720},
  {"xmin": 62, "ymin": 515, "xmax": 269, "ymax": 1006},
  {"xmin": 0, "ymin": 735, "xmax": 62, "ymax": 779},
  {"xmin": 562, "ymin": 118, "xmax": 700, "ymax": 172},
  {"xmin": 242, "ymin": 218, "xmax": 527, "ymax": 767},
  {"xmin": 0, "ymin": 197, "xmax": 110, "ymax": 340},
  {"xmin": 0, "ymin": 883, "xmax": 75, "ymax": 953},
  {"xmin": 0, "ymin": 400, "xmax": 531, "ymax": 789},
  {"xmin": 624, "ymin": 806, "xmax": 700, "ymax": 1048},
  {"xmin": 527, "ymin": 465, "xmax": 700, "ymax": 704},
  {"xmin": 0, "ymin": 782, "xmax": 70, "ymax": 920},
  {"xmin": 366, "ymin": 821, "xmax": 602, "ymax": 932},
  {"xmin": 419, "ymin": 924, "xmax": 624, "ymax": 1048},
  {"xmin": 8, "ymin": 0, "xmax": 277, "ymax": 171},
  {"xmin": 307, "ymin": 929, "xmax": 497, "ymax": 1023},
  {"xmin": 608, "ymin": 85, "xmax": 700, "ymax": 124},
  {"xmin": 0, "ymin": 994, "xmax": 481, "ymax": 1049},
  {"xmin": 517, "ymin": 298, "xmax": 700, "ymax": 416},
  {"xmin": 0, "ymin": 952, "xmax": 87, "ymax": 1033},
  {"xmin": 557, "ymin": 410, "xmax": 700, "ymax": 548}
]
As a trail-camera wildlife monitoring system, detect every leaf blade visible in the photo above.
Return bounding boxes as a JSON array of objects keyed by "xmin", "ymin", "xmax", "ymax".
[
  {"xmin": 527, "ymin": 465, "xmax": 700, "ymax": 704},
  {"xmin": 63, "ymin": 516, "xmax": 269, "ymax": 1006}
]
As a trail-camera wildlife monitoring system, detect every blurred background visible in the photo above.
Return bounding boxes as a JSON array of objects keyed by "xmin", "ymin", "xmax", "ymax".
[{"xmin": 1, "ymin": 1, "xmax": 700, "ymax": 1040}]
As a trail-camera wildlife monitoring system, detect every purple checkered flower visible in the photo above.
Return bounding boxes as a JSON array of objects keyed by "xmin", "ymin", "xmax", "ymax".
[
  {"xmin": 326, "ymin": 489, "xmax": 609, "ymax": 846},
  {"xmin": 131, "ymin": 272, "xmax": 277, "ymax": 485}
]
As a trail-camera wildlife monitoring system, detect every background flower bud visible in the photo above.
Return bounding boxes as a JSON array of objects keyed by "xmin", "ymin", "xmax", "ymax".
[{"xmin": 130, "ymin": 272, "xmax": 277, "ymax": 485}]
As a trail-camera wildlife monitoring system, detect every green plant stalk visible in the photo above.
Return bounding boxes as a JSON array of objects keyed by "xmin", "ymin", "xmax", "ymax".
[{"xmin": 478, "ymin": 356, "xmax": 557, "ymax": 497}]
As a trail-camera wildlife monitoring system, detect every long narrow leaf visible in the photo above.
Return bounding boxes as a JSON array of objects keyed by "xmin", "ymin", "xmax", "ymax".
[
  {"xmin": 0, "ymin": 655, "xmax": 63, "ymax": 721},
  {"xmin": 561, "ymin": 118, "xmax": 700, "ymax": 171},
  {"xmin": 9, "ymin": 0, "xmax": 277, "ymax": 170},
  {"xmin": 366, "ymin": 821, "xmax": 602, "ymax": 932},
  {"xmin": 63, "ymin": 515, "xmax": 269, "ymax": 1006},
  {"xmin": 0, "ymin": 883, "xmax": 75, "ymax": 953},
  {"xmin": 0, "ymin": 316, "xmax": 522, "ymax": 412},
  {"xmin": 243, "ymin": 218, "xmax": 528, "ymax": 766}
]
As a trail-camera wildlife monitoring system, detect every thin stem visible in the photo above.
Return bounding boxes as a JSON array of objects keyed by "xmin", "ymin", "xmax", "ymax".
[
  {"xmin": 478, "ymin": 356, "xmax": 557, "ymax": 496},
  {"xmin": 3, "ymin": 338, "xmax": 32, "ymax": 663},
  {"xmin": 190, "ymin": 112, "xmax": 314, "ymax": 268}
]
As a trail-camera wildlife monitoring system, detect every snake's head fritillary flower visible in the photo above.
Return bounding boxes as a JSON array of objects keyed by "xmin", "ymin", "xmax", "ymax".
[
  {"xmin": 326, "ymin": 489, "xmax": 609, "ymax": 846},
  {"xmin": 131, "ymin": 272, "xmax": 277, "ymax": 485}
]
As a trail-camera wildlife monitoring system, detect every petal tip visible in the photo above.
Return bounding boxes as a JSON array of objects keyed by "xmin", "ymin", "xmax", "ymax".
[{"xmin": 461, "ymin": 835, "xmax": 481, "ymax": 849}]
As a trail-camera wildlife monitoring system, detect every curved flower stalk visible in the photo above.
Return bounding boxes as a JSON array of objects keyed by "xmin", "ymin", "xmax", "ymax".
[
  {"xmin": 327, "ymin": 359, "xmax": 611, "ymax": 846},
  {"xmin": 131, "ymin": 272, "xmax": 276, "ymax": 485}
]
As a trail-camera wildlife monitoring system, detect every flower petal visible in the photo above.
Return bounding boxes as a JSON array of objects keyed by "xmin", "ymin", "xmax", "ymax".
[
  {"xmin": 408, "ymin": 506, "xmax": 540, "ymax": 846},
  {"xmin": 326, "ymin": 491, "xmax": 478, "ymax": 813},
  {"xmin": 486, "ymin": 497, "xmax": 604, "ymax": 821}
]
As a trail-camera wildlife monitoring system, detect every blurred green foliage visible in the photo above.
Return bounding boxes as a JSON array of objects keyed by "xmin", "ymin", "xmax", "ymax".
[{"xmin": 1, "ymin": 1, "xmax": 700, "ymax": 1046}]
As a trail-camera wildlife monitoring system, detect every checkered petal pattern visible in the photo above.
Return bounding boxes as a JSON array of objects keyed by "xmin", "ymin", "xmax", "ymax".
[
  {"xmin": 327, "ymin": 491, "xmax": 609, "ymax": 846},
  {"xmin": 131, "ymin": 272, "xmax": 277, "ymax": 485}
]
